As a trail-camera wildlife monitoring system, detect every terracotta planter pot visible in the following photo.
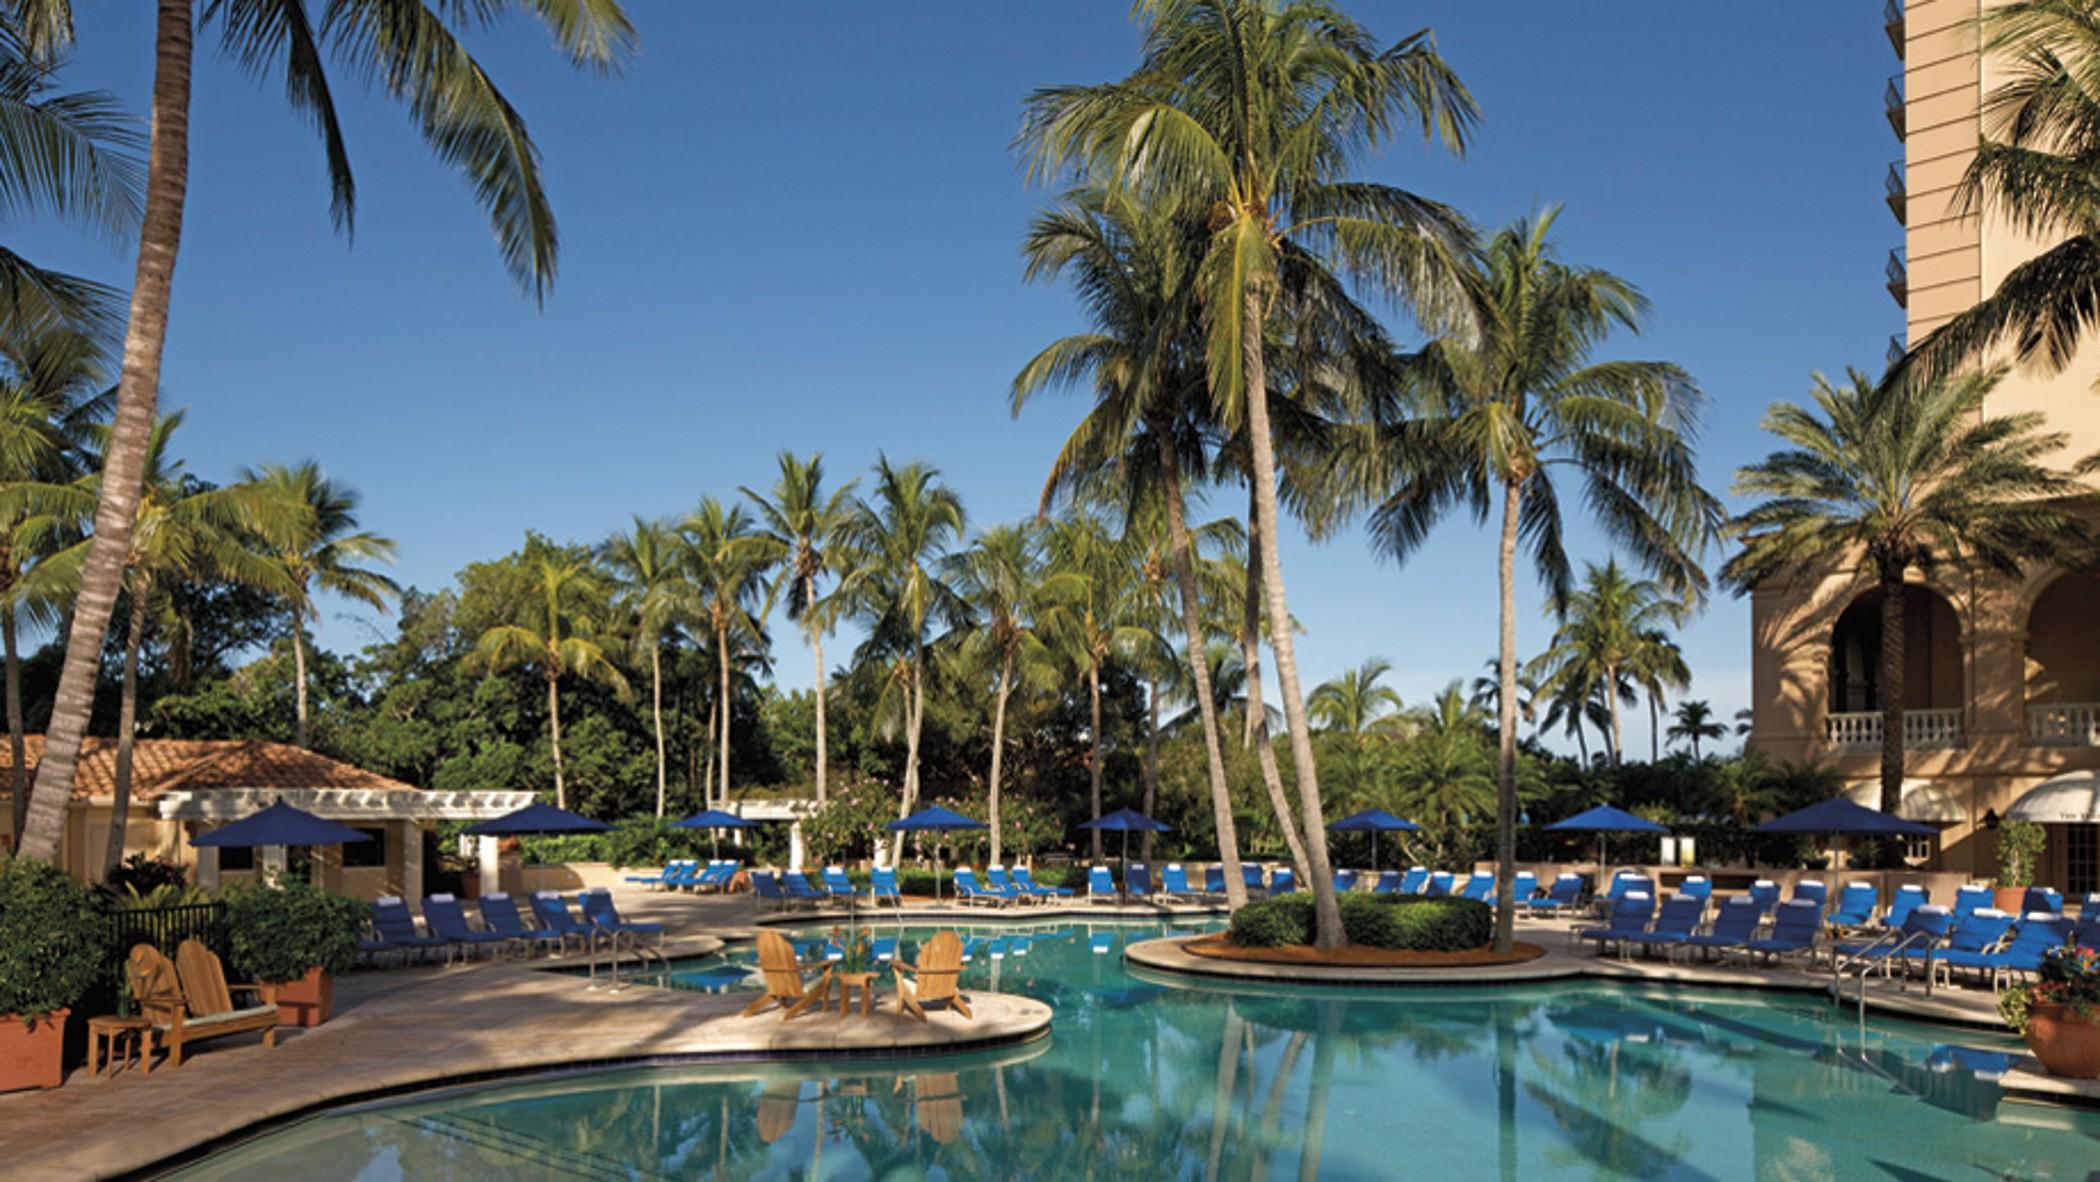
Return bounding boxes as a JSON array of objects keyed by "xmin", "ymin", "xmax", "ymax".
[
  {"xmin": 0, "ymin": 1009, "xmax": 68, "ymax": 1092},
  {"xmin": 274, "ymin": 967, "xmax": 332, "ymax": 1028},
  {"xmin": 2025, "ymin": 1004, "xmax": 2100, "ymax": 1079},
  {"xmin": 1993, "ymin": 886, "xmax": 2027, "ymax": 915},
  {"xmin": 460, "ymin": 871, "xmax": 481, "ymax": 900}
]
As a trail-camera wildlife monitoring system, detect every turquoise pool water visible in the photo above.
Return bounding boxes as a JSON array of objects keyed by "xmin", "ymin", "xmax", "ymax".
[{"xmin": 169, "ymin": 919, "xmax": 2100, "ymax": 1180}]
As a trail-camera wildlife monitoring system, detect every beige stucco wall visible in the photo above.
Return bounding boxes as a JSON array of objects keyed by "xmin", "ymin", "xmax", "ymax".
[{"xmin": 36, "ymin": 802, "xmax": 424, "ymax": 902}]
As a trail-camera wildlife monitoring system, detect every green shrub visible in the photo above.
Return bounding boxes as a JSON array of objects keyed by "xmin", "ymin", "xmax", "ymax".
[
  {"xmin": 223, "ymin": 881, "xmax": 366, "ymax": 983},
  {"xmin": 1227, "ymin": 894, "xmax": 1493, "ymax": 952},
  {"xmin": 0, "ymin": 856, "xmax": 111, "ymax": 1020}
]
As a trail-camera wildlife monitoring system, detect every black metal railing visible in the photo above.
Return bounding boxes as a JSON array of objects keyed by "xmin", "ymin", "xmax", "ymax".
[
  {"xmin": 1886, "ymin": 248, "xmax": 1908, "ymax": 308},
  {"xmin": 102, "ymin": 900, "xmax": 229, "ymax": 959},
  {"xmin": 1885, "ymin": 75, "xmax": 1905, "ymax": 136},
  {"xmin": 1885, "ymin": 0, "xmax": 1904, "ymax": 56},
  {"xmin": 1885, "ymin": 160, "xmax": 1905, "ymax": 223}
]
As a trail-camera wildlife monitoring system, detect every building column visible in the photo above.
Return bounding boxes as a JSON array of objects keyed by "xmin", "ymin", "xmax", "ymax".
[
  {"xmin": 401, "ymin": 828, "xmax": 424, "ymax": 907},
  {"xmin": 260, "ymin": 844, "xmax": 287, "ymax": 884},
  {"xmin": 788, "ymin": 822, "xmax": 805, "ymax": 871},
  {"xmin": 313, "ymin": 841, "xmax": 343, "ymax": 892},
  {"xmin": 478, "ymin": 836, "xmax": 501, "ymax": 894},
  {"xmin": 194, "ymin": 838, "xmax": 220, "ymax": 891}
]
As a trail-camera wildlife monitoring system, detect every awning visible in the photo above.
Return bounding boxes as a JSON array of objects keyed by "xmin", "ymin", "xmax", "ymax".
[
  {"xmin": 2005, "ymin": 770, "xmax": 2100, "ymax": 824},
  {"xmin": 1842, "ymin": 778, "xmax": 1966, "ymax": 823},
  {"xmin": 155, "ymin": 787, "xmax": 537, "ymax": 822}
]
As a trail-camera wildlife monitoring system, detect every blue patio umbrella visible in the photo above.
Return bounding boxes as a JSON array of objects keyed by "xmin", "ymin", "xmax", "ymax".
[
  {"xmin": 465, "ymin": 802, "xmax": 612, "ymax": 892},
  {"xmin": 1546, "ymin": 805, "xmax": 1668, "ymax": 886},
  {"xmin": 1328, "ymin": 808, "xmax": 1420, "ymax": 876},
  {"xmin": 1080, "ymin": 808, "xmax": 1172, "ymax": 900},
  {"xmin": 190, "ymin": 799, "xmax": 373, "ymax": 887},
  {"xmin": 670, "ymin": 807, "xmax": 756, "ymax": 860},
  {"xmin": 1753, "ymin": 797, "xmax": 1935, "ymax": 837},
  {"xmin": 886, "ymin": 806, "xmax": 988, "ymax": 901}
]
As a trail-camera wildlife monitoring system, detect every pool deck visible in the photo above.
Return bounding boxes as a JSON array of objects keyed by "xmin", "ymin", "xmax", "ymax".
[{"xmin": 0, "ymin": 889, "xmax": 1050, "ymax": 1182}]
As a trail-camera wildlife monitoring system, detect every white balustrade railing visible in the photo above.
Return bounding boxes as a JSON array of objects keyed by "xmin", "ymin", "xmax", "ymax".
[
  {"xmin": 2027, "ymin": 702, "xmax": 2100, "ymax": 747},
  {"xmin": 1824, "ymin": 707, "xmax": 1964, "ymax": 751}
]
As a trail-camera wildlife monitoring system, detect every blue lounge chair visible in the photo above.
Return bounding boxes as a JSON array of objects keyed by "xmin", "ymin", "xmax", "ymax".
[
  {"xmin": 953, "ymin": 867, "xmax": 1011, "ymax": 907},
  {"xmin": 985, "ymin": 866, "xmax": 1030, "ymax": 904},
  {"xmin": 1833, "ymin": 905, "xmax": 1952, "ymax": 978},
  {"xmin": 1573, "ymin": 892, "xmax": 1655, "ymax": 955},
  {"xmin": 870, "ymin": 867, "xmax": 904, "ymax": 907},
  {"xmin": 693, "ymin": 860, "xmax": 739, "ymax": 893},
  {"xmin": 1935, "ymin": 912, "xmax": 2074, "ymax": 989},
  {"xmin": 1915, "ymin": 908, "xmax": 2015, "ymax": 979},
  {"xmin": 529, "ymin": 891, "xmax": 599, "ymax": 948},
  {"xmin": 1739, "ymin": 899, "xmax": 1823, "ymax": 965},
  {"xmin": 362, "ymin": 896, "xmax": 450, "ymax": 964},
  {"xmin": 1791, "ymin": 879, "xmax": 1828, "ymax": 908},
  {"xmin": 1425, "ymin": 871, "xmax": 1454, "ymax": 898},
  {"xmin": 423, "ymin": 893, "xmax": 514, "ymax": 959},
  {"xmin": 477, "ymin": 892, "xmax": 566, "ymax": 955},
  {"xmin": 1089, "ymin": 865, "xmax": 1118, "ymax": 903},
  {"xmin": 821, "ymin": 865, "xmax": 859, "ymax": 902},
  {"xmin": 1881, "ymin": 884, "xmax": 1929, "ymax": 930},
  {"xmin": 1622, "ymin": 893, "xmax": 1706, "ymax": 960},
  {"xmin": 1125, "ymin": 863, "xmax": 1159, "ymax": 900},
  {"xmin": 783, "ymin": 871, "xmax": 828, "ymax": 908},
  {"xmin": 1596, "ymin": 872, "xmax": 1651, "ymax": 917},
  {"xmin": 1398, "ymin": 866, "xmax": 1430, "ymax": 895},
  {"xmin": 580, "ymin": 889, "xmax": 665, "ymax": 948},
  {"xmin": 1459, "ymin": 875, "xmax": 1494, "ymax": 902},
  {"xmin": 1374, "ymin": 870, "xmax": 1404, "ymax": 895},
  {"xmin": 1013, "ymin": 866, "xmax": 1071, "ymax": 900},
  {"xmin": 1270, "ymin": 867, "xmax": 1298, "ymax": 895},
  {"xmin": 664, "ymin": 860, "xmax": 706, "ymax": 891},
  {"xmin": 1684, "ymin": 896, "xmax": 1763, "ymax": 961},
  {"xmin": 872, "ymin": 937, "xmax": 898, "ymax": 963},
  {"xmin": 1678, "ymin": 876, "xmax": 1712, "ymax": 904},
  {"xmin": 1332, "ymin": 870, "xmax": 1358, "ymax": 894},
  {"xmin": 1747, "ymin": 879, "xmax": 1780, "ymax": 916},
  {"xmin": 1509, "ymin": 871, "xmax": 1539, "ymax": 905},
  {"xmin": 2073, "ymin": 915, "xmax": 2100, "ymax": 948},
  {"xmin": 1527, "ymin": 874, "xmax": 1584, "ymax": 914},
  {"xmin": 750, "ymin": 870, "xmax": 788, "ymax": 911},
  {"xmin": 1204, "ymin": 867, "xmax": 1227, "ymax": 896},
  {"xmin": 624, "ymin": 858, "xmax": 693, "ymax": 890},
  {"xmin": 2022, "ymin": 886, "xmax": 2065, "ymax": 914},
  {"xmin": 1161, "ymin": 864, "xmax": 1197, "ymax": 899},
  {"xmin": 1952, "ymin": 884, "xmax": 1993, "ymax": 921},
  {"xmin": 1827, "ymin": 882, "xmax": 1879, "ymax": 929},
  {"xmin": 1243, "ymin": 864, "xmax": 1267, "ymax": 895}
]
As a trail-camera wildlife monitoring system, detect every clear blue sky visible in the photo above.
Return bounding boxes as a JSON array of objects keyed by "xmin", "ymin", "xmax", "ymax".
[{"xmin": 14, "ymin": 3, "xmax": 1898, "ymax": 757}]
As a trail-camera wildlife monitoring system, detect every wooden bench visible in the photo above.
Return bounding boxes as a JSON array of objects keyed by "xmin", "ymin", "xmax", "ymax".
[{"xmin": 126, "ymin": 941, "xmax": 280, "ymax": 1070}]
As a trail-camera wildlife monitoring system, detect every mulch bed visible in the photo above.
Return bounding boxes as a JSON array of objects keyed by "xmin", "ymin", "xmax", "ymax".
[{"xmin": 1183, "ymin": 935, "xmax": 1546, "ymax": 968}]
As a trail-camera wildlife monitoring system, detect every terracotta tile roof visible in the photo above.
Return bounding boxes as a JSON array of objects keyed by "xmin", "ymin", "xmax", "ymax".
[{"xmin": 0, "ymin": 736, "xmax": 420, "ymax": 802}]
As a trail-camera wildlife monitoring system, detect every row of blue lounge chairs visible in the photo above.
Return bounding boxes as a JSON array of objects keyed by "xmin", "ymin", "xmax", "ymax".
[
  {"xmin": 357, "ymin": 889, "xmax": 664, "ymax": 965},
  {"xmin": 623, "ymin": 859, "xmax": 741, "ymax": 893}
]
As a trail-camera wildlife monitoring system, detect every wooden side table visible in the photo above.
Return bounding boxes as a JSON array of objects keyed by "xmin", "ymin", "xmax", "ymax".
[
  {"xmin": 88, "ymin": 1015, "xmax": 154, "ymax": 1077},
  {"xmin": 834, "ymin": 971, "xmax": 876, "ymax": 1018}
]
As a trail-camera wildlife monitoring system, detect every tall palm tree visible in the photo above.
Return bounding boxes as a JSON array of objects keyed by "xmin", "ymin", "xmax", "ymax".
[
  {"xmin": 240, "ymin": 462, "xmax": 397, "ymax": 749},
  {"xmin": 743, "ymin": 452, "xmax": 856, "ymax": 804},
  {"xmin": 1308, "ymin": 657, "xmax": 1404, "ymax": 810},
  {"xmin": 1467, "ymin": 655, "xmax": 1536, "ymax": 733},
  {"xmin": 1529, "ymin": 560, "xmax": 1680, "ymax": 767},
  {"xmin": 1044, "ymin": 512, "xmax": 1150, "ymax": 861},
  {"xmin": 601, "ymin": 516, "xmax": 689, "ymax": 818},
  {"xmin": 12, "ymin": 0, "xmax": 635, "ymax": 864},
  {"xmin": 1023, "ymin": 0, "xmax": 1481, "ymax": 948},
  {"xmin": 835, "ymin": 458, "xmax": 965, "ymax": 859},
  {"xmin": 1388, "ymin": 684, "xmax": 1498, "ymax": 869},
  {"xmin": 1355, "ymin": 212, "xmax": 1718, "ymax": 952},
  {"xmin": 1666, "ymin": 700, "xmax": 1724, "ymax": 759},
  {"xmin": 468, "ymin": 554, "xmax": 628, "ymax": 811},
  {"xmin": 1011, "ymin": 185, "xmax": 1252, "ymax": 907},
  {"xmin": 1721, "ymin": 367, "xmax": 2087, "ymax": 815},
  {"xmin": 1890, "ymin": 1, "xmax": 2100, "ymax": 393},
  {"xmin": 1629, "ymin": 627, "xmax": 1689, "ymax": 763},
  {"xmin": 681, "ymin": 497, "xmax": 780, "ymax": 809}
]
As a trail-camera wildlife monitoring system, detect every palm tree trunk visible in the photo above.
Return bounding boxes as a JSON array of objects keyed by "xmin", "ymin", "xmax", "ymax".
[
  {"xmin": 1605, "ymin": 668, "xmax": 1624, "ymax": 766},
  {"xmin": 1573, "ymin": 715, "xmax": 1589, "ymax": 764},
  {"xmin": 1156, "ymin": 430, "xmax": 1245, "ymax": 908},
  {"xmin": 1239, "ymin": 292, "xmax": 1340, "ymax": 948},
  {"xmin": 1202, "ymin": 1006, "xmax": 1244, "ymax": 1182},
  {"xmin": 1648, "ymin": 692, "xmax": 1659, "ymax": 763},
  {"xmin": 1878, "ymin": 571, "xmax": 1907, "ymax": 815},
  {"xmin": 811, "ymin": 617, "xmax": 828, "ymax": 805},
  {"xmin": 17, "ymin": 0, "xmax": 192, "ymax": 864},
  {"xmin": 1088, "ymin": 663, "xmax": 1104, "ymax": 862},
  {"xmin": 103, "ymin": 591, "xmax": 149, "ymax": 878},
  {"xmin": 292, "ymin": 622, "xmax": 310, "ymax": 748},
  {"xmin": 1493, "ymin": 479, "xmax": 1522, "ymax": 954},
  {"xmin": 892, "ymin": 643, "xmax": 926, "ymax": 866},
  {"xmin": 5, "ymin": 603, "xmax": 26, "ymax": 846},
  {"xmin": 1141, "ymin": 672, "xmax": 1159, "ymax": 863},
  {"xmin": 989, "ymin": 652, "xmax": 1013, "ymax": 866},
  {"xmin": 650, "ymin": 641, "xmax": 666, "ymax": 818},
  {"xmin": 716, "ymin": 622, "xmax": 732, "ymax": 809},
  {"xmin": 544, "ymin": 669, "xmax": 570, "ymax": 809},
  {"xmin": 1243, "ymin": 490, "xmax": 1311, "ymax": 884}
]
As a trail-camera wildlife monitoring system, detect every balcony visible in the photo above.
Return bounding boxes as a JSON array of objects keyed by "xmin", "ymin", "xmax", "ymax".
[
  {"xmin": 1887, "ymin": 335, "xmax": 1905, "ymax": 368},
  {"xmin": 1886, "ymin": 249, "xmax": 1907, "ymax": 307},
  {"xmin": 1826, "ymin": 708, "xmax": 1964, "ymax": 751},
  {"xmin": 1885, "ymin": 160, "xmax": 1905, "ymax": 223},
  {"xmin": 2029, "ymin": 703, "xmax": 2100, "ymax": 747},
  {"xmin": 1885, "ymin": 75, "xmax": 1905, "ymax": 136},
  {"xmin": 1885, "ymin": 0, "xmax": 1904, "ymax": 57}
]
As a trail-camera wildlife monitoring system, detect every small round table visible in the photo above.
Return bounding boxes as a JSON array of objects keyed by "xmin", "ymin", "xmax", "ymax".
[
  {"xmin": 88, "ymin": 1015, "xmax": 154, "ymax": 1077},
  {"xmin": 834, "ymin": 971, "xmax": 877, "ymax": 1018}
]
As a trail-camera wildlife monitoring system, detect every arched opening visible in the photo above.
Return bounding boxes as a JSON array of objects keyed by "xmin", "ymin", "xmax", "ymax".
[
  {"xmin": 1827, "ymin": 585, "xmax": 1962, "ymax": 713},
  {"xmin": 2024, "ymin": 572, "xmax": 2100, "ymax": 746}
]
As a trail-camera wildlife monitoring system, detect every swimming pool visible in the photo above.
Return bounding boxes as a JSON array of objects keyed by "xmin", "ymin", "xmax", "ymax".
[{"xmin": 167, "ymin": 919, "xmax": 2100, "ymax": 1180}]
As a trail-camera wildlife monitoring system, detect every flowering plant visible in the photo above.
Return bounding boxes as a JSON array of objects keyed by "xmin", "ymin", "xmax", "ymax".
[
  {"xmin": 830, "ymin": 923, "xmax": 875, "ymax": 975},
  {"xmin": 1998, "ymin": 942, "xmax": 2100, "ymax": 1033}
]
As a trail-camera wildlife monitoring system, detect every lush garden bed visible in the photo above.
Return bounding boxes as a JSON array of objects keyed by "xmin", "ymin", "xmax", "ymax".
[{"xmin": 1226, "ymin": 893, "xmax": 1493, "ymax": 952}]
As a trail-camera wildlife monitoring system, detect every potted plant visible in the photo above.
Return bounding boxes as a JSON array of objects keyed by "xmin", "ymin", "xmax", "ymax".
[
  {"xmin": 0, "ymin": 857, "xmax": 109, "ymax": 1091},
  {"xmin": 223, "ymin": 881, "xmax": 365, "ymax": 1027},
  {"xmin": 2000, "ymin": 943, "xmax": 2100, "ymax": 1078},
  {"xmin": 1993, "ymin": 820, "xmax": 2046, "ymax": 914}
]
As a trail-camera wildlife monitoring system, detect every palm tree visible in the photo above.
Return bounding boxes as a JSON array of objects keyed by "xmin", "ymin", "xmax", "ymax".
[
  {"xmin": 1356, "ymin": 212, "xmax": 1719, "ymax": 951},
  {"xmin": 1023, "ymin": 0, "xmax": 1481, "ymax": 948},
  {"xmin": 1044, "ymin": 512, "xmax": 1149, "ymax": 861},
  {"xmin": 1387, "ymin": 684, "xmax": 1498, "ymax": 868},
  {"xmin": 743, "ymin": 452, "xmax": 856, "ymax": 804},
  {"xmin": 1629, "ymin": 627, "xmax": 1690, "ymax": 764},
  {"xmin": 1890, "ymin": 1, "xmax": 2100, "ymax": 394},
  {"xmin": 1666, "ymin": 700, "xmax": 1724, "ymax": 759},
  {"xmin": 835, "ymin": 457, "xmax": 965, "ymax": 859},
  {"xmin": 468, "ymin": 554, "xmax": 629, "ymax": 811},
  {"xmin": 240, "ymin": 462, "xmax": 398, "ymax": 749},
  {"xmin": 1721, "ymin": 367, "xmax": 2088, "ymax": 815},
  {"xmin": 1308, "ymin": 657, "xmax": 1404, "ymax": 809},
  {"xmin": 11, "ymin": 0, "xmax": 635, "ymax": 864},
  {"xmin": 681, "ymin": 497, "xmax": 780, "ymax": 809},
  {"xmin": 1467, "ymin": 655, "xmax": 1537, "ymax": 733},
  {"xmin": 1011, "ymin": 185, "xmax": 1251, "ymax": 907},
  {"xmin": 602, "ymin": 517, "xmax": 689, "ymax": 818},
  {"xmin": 1529, "ymin": 560, "xmax": 1680, "ymax": 767}
]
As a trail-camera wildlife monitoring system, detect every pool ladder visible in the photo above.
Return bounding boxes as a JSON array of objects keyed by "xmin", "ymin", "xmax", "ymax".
[
  {"xmin": 1828, "ymin": 928, "xmax": 1938, "ymax": 1021},
  {"xmin": 585, "ymin": 927, "xmax": 670, "ymax": 992}
]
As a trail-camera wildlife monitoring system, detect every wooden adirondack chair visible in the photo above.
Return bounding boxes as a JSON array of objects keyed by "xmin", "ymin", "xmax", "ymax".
[
  {"xmin": 739, "ymin": 930, "xmax": 833, "ymax": 1019},
  {"xmin": 893, "ymin": 931, "xmax": 971, "ymax": 1021},
  {"xmin": 135, "ymin": 940, "xmax": 281, "ymax": 1069}
]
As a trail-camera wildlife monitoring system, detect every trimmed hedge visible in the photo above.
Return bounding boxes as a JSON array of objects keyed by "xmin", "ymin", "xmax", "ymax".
[{"xmin": 1226, "ymin": 894, "xmax": 1493, "ymax": 951}]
